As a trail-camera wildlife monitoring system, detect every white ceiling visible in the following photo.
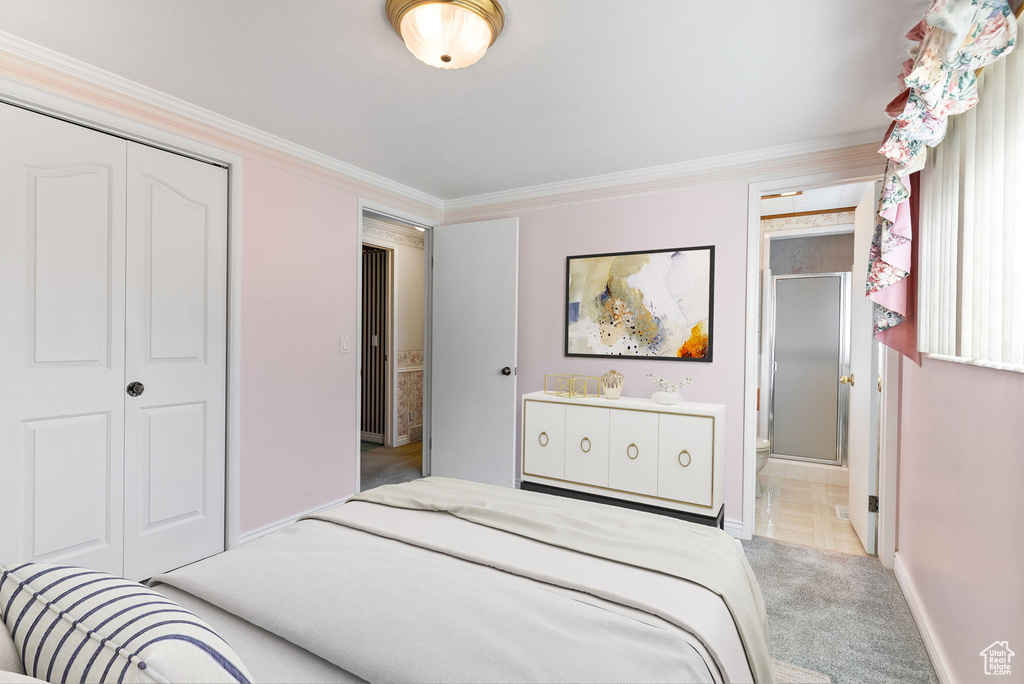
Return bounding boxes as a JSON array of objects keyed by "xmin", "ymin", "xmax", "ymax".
[
  {"xmin": 760, "ymin": 182, "xmax": 875, "ymax": 217},
  {"xmin": 0, "ymin": 0, "xmax": 927, "ymax": 200}
]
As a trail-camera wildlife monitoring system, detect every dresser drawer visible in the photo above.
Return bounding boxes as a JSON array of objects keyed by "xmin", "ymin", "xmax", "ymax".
[
  {"xmin": 523, "ymin": 400, "xmax": 565, "ymax": 480},
  {"xmin": 564, "ymin": 405, "xmax": 609, "ymax": 487},
  {"xmin": 608, "ymin": 408, "xmax": 658, "ymax": 497},
  {"xmin": 657, "ymin": 414, "xmax": 715, "ymax": 508}
]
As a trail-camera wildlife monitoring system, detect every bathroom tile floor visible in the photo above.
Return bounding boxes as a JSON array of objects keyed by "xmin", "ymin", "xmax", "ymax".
[{"xmin": 754, "ymin": 476, "xmax": 867, "ymax": 556}]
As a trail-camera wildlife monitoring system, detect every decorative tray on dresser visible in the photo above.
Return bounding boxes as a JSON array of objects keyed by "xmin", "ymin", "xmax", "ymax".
[{"xmin": 519, "ymin": 391, "xmax": 726, "ymax": 528}]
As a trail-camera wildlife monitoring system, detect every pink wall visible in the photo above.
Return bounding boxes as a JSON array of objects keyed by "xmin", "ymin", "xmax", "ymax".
[
  {"xmin": 512, "ymin": 183, "xmax": 750, "ymax": 523},
  {"xmin": 898, "ymin": 357, "xmax": 1024, "ymax": 681},
  {"xmin": 240, "ymin": 160, "xmax": 359, "ymax": 532}
]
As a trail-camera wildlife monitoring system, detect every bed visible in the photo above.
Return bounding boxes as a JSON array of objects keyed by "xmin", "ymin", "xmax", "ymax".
[{"xmin": 149, "ymin": 477, "xmax": 774, "ymax": 684}]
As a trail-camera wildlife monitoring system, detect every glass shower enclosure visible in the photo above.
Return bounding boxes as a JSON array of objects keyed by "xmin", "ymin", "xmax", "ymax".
[{"xmin": 769, "ymin": 273, "xmax": 850, "ymax": 465}]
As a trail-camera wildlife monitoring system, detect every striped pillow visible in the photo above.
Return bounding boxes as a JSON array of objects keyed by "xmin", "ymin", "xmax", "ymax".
[
  {"xmin": 1, "ymin": 614, "xmax": 26, "ymax": 673},
  {"xmin": 0, "ymin": 563, "xmax": 252, "ymax": 684}
]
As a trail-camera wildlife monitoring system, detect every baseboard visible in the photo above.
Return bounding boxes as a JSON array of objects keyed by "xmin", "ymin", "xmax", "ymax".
[
  {"xmin": 360, "ymin": 432, "xmax": 383, "ymax": 443},
  {"xmin": 395, "ymin": 434, "xmax": 411, "ymax": 446},
  {"xmin": 235, "ymin": 495, "xmax": 353, "ymax": 547},
  {"xmin": 724, "ymin": 519, "xmax": 749, "ymax": 540},
  {"xmin": 893, "ymin": 552, "xmax": 956, "ymax": 684}
]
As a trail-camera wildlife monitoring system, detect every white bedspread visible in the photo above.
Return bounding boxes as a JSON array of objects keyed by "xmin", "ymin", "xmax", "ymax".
[
  {"xmin": 152, "ymin": 517, "xmax": 715, "ymax": 683},
  {"xmin": 348, "ymin": 477, "xmax": 773, "ymax": 683}
]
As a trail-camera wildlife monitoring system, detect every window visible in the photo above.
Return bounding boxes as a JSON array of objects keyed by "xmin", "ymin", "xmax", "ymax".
[{"xmin": 918, "ymin": 12, "xmax": 1024, "ymax": 372}]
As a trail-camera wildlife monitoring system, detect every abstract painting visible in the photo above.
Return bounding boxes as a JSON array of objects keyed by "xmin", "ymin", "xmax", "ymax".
[{"xmin": 565, "ymin": 246, "xmax": 714, "ymax": 361}]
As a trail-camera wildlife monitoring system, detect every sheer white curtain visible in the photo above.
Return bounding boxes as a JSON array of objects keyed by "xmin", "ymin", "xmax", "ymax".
[{"xmin": 918, "ymin": 12, "xmax": 1024, "ymax": 372}]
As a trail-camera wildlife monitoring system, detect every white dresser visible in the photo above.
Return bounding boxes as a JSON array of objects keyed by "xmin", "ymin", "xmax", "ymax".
[{"xmin": 520, "ymin": 391, "xmax": 725, "ymax": 525}]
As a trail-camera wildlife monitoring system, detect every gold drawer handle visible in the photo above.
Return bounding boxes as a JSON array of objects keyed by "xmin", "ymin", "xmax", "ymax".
[
  {"xmin": 580, "ymin": 437, "xmax": 591, "ymax": 453},
  {"xmin": 538, "ymin": 431, "xmax": 549, "ymax": 447},
  {"xmin": 627, "ymin": 443, "xmax": 639, "ymax": 460},
  {"xmin": 678, "ymin": 450, "xmax": 691, "ymax": 468}
]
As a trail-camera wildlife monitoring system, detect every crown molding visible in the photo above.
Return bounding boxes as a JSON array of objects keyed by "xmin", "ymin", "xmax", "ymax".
[
  {"xmin": 443, "ymin": 133, "xmax": 884, "ymax": 222},
  {"xmin": 0, "ymin": 30, "xmax": 445, "ymax": 222},
  {"xmin": 363, "ymin": 217, "xmax": 425, "ymax": 248},
  {"xmin": 761, "ymin": 210, "xmax": 856, "ymax": 234}
]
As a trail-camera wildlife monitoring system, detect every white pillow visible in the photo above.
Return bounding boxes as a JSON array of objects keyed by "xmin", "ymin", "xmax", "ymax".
[{"xmin": 0, "ymin": 563, "xmax": 252, "ymax": 684}]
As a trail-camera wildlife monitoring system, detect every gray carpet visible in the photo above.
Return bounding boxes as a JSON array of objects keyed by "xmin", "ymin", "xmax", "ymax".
[
  {"xmin": 743, "ymin": 536, "xmax": 937, "ymax": 684},
  {"xmin": 360, "ymin": 441, "xmax": 423, "ymax": 491}
]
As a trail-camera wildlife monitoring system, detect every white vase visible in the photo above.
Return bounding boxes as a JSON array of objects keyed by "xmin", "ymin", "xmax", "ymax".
[
  {"xmin": 652, "ymin": 390, "xmax": 682, "ymax": 405},
  {"xmin": 601, "ymin": 369, "xmax": 624, "ymax": 400}
]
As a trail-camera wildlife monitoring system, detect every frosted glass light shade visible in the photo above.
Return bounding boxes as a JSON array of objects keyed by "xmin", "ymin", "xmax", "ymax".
[{"xmin": 399, "ymin": 2, "xmax": 494, "ymax": 69}]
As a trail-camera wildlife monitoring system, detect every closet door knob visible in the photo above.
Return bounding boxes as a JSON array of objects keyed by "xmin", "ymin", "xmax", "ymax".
[
  {"xmin": 627, "ymin": 443, "xmax": 639, "ymax": 460},
  {"xmin": 678, "ymin": 450, "xmax": 691, "ymax": 468},
  {"xmin": 126, "ymin": 381, "xmax": 145, "ymax": 397},
  {"xmin": 580, "ymin": 437, "xmax": 591, "ymax": 453},
  {"xmin": 501, "ymin": 366, "xmax": 512, "ymax": 376},
  {"xmin": 538, "ymin": 431, "xmax": 549, "ymax": 447}
]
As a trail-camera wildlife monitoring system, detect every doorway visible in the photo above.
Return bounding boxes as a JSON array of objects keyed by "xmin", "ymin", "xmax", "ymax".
[
  {"xmin": 752, "ymin": 181, "xmax": 874, "ymax": 556},
  {"xmin": 359, "ymin": 210, "xmax": 428, "ymax": 491},
  {"xmin": 355, "ymin": 212, "xmax": 520, "ymax": 492}
]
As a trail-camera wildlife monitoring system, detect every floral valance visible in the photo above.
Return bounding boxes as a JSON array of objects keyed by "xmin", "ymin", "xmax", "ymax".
[{"xmin": 867, "ymin": 0, "xmax": 1016, "ymax": 356}]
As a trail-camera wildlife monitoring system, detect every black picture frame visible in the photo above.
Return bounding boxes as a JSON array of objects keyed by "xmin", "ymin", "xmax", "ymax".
[{"xmin": 564, "ymin": 245, "xmax": 715, "ymax": 362}]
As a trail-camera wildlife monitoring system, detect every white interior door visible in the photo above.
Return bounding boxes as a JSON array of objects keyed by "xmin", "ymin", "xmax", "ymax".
[
  {"xmin": 0, "ymin": 104, "xmax": 127, "ymax": 575},
  {"xmin": 848, "ymin": 182, "xmax": 883, "ymax": 555},
  {"xmin": 429, "ymin": 218, "xmax": 518, "ymax": 486},
  {"xmin": 122, "ymin": 143, "xmax": 228, "ymax": 580}
]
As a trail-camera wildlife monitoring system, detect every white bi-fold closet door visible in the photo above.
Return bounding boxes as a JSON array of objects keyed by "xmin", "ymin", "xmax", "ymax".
[{"xmin": 0, "ymin": 103, "xmax": 228, "ymax": 580}]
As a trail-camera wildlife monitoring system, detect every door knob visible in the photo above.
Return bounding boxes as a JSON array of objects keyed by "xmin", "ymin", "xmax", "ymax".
[
  {"xmin": 839, "ymin": 374, "xmax": 855, "ymax": 386},
  {"xmin": 501, "ymin": 366, "xmax": 512, "ymax": 376},
  {"xmin": 126, "ymin": 381, "xmax": 145, "ymax": 397}
]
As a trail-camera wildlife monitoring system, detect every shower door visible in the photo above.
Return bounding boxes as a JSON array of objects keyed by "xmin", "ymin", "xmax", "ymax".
[{"xmin": 769, "ymin": 273, "xmax": 850, "ymax": 465}]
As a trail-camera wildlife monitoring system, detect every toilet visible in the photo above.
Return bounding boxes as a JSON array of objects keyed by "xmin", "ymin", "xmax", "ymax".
[{"xmin": 756, "ymin": 438, "xmax": 771, "ymax": 497}]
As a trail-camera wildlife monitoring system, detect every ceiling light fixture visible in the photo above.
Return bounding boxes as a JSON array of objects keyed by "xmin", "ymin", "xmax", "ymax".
[{"xmin": 386, "ymin": 0, "xmax": 505, "ymax": 70}]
